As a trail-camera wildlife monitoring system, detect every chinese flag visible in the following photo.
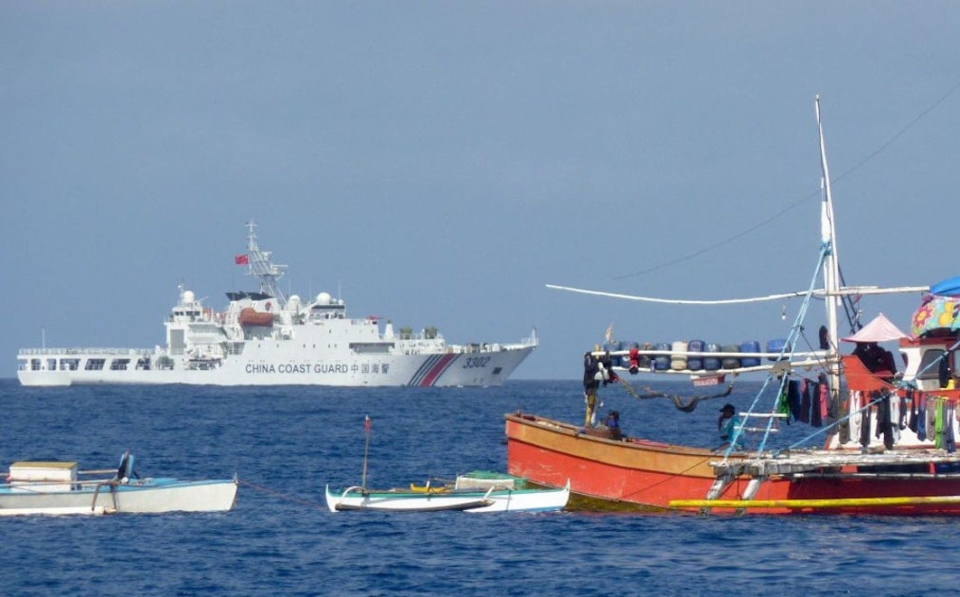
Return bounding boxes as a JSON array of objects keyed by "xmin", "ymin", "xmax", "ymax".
[{"xmin": 234, "ymin": 254, "xmax": 249, "ymax": 265}]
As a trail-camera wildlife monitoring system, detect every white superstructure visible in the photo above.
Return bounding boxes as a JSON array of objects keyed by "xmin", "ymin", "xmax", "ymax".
[{"xmin": 17, "ymin": 222, "xmax": 536, "ymax": 387}]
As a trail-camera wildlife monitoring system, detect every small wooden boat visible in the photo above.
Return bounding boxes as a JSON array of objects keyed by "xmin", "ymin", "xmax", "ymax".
[
  {"xmin": 0, "ymin": 452, "xmax": 238, "ymax": 516},
  {"xmin": 325, "ymin": 474, "xmax": 570, "ymax": 513}
]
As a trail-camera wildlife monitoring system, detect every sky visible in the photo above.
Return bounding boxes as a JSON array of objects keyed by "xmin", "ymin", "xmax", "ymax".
[{"xmin": 3, "ymin": 2, "xmax": 960, "ymax": 381}]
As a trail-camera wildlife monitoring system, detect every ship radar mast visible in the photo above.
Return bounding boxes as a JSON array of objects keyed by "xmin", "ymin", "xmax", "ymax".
[{"xmin": 244, "ymin": 220, "xmax": 287, "ymax": 305}]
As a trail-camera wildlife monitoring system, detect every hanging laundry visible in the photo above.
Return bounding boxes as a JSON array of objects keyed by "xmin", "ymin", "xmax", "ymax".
[
  {"xmin": 929, "ymin": 397, "xmax": 940, "ymax": 445},
  {"xmin": 918, "ymin": 396, "xmax": 927, "ymax": 442},
  {"xmin": 837, "ymin": 387, "xmax": 849, "ymax": 443},
  {"xmin": 811, "ymin": 382, "xmax": 824, "ymax": 428},
  {"xmin": 818, "ymin": 376, "xmax": 830, "ymax": 421},
  {"xmin": 874, "ymin": 394, "xmax": 884, "ymax": 440},
  {"xmin": 946, "ymin": 402, "xmax": 957, "ymax": 454},
  {"xmin": 877, "ymin": 393, "xmax": 894, "ymax": 450},
  {"xmin": 907, "ymin": 389, "xmax": 918, "ymax": 432},
  {"xmin": 935, "ymin": 398, "xmax": 945, "ymax": 450},
  {"xmin": 845, "ymin": 390, "xmax": 860, "ymax": 443},
  {"xmin": 897, "ymin": 395, "xmax": 907, "ymax": 430},
  {"xmin": 776, "ymin": 383, "xmax": 791, "ymax": 424},
  {"xmin": 891, "ymin": 396, "xmax": 902, "ymax": 443},
  {"xmin": 799, "ymin": 380, "xmax": 811, "ymax": 424},
  {"xmin": 859, "ymin": 401, "xmax": 872, "ymax": 450},
  {"xmin": 788, "ymin": 379, "xmax": 802, "ymax": 422}
]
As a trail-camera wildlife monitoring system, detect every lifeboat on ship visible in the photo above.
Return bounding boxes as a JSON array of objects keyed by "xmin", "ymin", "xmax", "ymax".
[{"xmin": 239, "ymin": 307, "xmax": 273, "ymax": 327}]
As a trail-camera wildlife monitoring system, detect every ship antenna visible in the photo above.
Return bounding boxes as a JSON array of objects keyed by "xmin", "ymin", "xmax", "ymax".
[{"xmin": 245, "ymin": 220, "xmax": 287, "ymax": 305}]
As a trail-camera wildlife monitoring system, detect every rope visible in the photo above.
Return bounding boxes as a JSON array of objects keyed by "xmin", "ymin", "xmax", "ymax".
[
  {"xmin": 239, "ymin": 479, "xmax": 329, "ymax": 511},
  {"xmin": 617, "ymin": 377, "xmax": 734, "ymax": 412},
  {"xmin": 723, "ymin": 241, "xmax": 831, "ymax": 460},
  {"xmin": 613, "ymin": 80, "xmax": 960, "ymax": 281},
  {"xmin": 619, "ymin": 454, "xmax": 718, "ymax": 505},
  {"xmin": 903, "ymin": 337, "xmax": 960, "ymax": 389}
]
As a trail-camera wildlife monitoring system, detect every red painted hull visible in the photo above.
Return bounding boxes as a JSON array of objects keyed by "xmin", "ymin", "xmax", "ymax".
[{"xmin": 505, "ymin": 413, "xmax": 960, "ymax": 515}]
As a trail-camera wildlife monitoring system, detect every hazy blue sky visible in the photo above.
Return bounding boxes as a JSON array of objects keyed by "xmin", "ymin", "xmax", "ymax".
[{"xmin": 4, "ymin": 2, "xmax": 959, "ymax": 380}]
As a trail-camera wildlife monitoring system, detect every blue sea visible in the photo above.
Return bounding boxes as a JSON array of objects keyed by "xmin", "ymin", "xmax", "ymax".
[{"xmin": 3, "ymin": 378, "xmax": 960, "ymax": 597}]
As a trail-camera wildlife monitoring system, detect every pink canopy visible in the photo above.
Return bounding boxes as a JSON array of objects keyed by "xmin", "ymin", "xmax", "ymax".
[{"xmin": 841, "ymin": 313, "xmax": 909, "ymax": 343}]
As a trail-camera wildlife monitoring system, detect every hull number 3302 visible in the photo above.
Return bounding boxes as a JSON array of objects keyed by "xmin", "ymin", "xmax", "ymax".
[{"xmin": 463, "ymin": 356, "xmax": 490, "ymax": 369}]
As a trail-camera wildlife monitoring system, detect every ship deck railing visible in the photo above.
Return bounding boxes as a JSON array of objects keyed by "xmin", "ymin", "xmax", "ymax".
[
  {"xmin": 713, "ymin": 449, "xmax": 960, "ymax": 478},
  {"xmin": 18, "ymin": 347, "xmax": 157, "ymax": 357}
]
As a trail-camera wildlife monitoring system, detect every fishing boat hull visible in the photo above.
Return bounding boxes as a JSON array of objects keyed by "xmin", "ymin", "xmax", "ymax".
[
  {"xmin": 325, "ymin": 482, "xmax": 569, "ymax": 513},
  {"xmin": 0, "ymin": 478, "xmax": 238, "ymax": 516},
  {"xmin": 506, "ymin": 413, "xmax": 727, "ymax": 510},
  {"xmin": 505, "ymin": 413, "xmax": 960, "ymax": 515}
]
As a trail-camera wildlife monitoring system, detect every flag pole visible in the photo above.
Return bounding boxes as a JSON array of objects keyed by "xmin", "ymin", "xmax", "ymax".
[{"xmin": 361, "ymin": 415, "xmax": 371, "ymax": 489}]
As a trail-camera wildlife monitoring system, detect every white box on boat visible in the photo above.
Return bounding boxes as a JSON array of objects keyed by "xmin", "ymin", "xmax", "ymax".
[
  {"xmin": 8, "ymin": 461, "xmax": 78, "ymax": 492},
  {"xmin": 455, "ymin": 474, "xmax": 517, "ymax": 491}
]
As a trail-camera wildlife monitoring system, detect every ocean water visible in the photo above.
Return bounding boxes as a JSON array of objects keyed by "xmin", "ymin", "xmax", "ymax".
[{"xmin": 3, "ymin": 378, "xmax": 960, "ymax": 597}]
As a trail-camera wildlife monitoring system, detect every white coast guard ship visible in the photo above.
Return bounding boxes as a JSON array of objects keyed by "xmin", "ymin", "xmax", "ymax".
[{"xmin": 17, "ymin": 223, "xmax": 537, "ymax": 387}]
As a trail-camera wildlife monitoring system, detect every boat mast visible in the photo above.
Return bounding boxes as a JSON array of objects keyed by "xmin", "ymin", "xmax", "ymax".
[
  {"xmin": 815, "ymin": 96, "xmax": 842, "ymax": 396},
  {"xmin": 245, "ymin": 220, "xmax": 288, "ymax": 305}
]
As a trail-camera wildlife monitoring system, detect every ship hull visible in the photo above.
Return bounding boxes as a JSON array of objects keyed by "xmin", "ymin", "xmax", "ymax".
[
  {"xmin": 19, "ymin": 345, "xmax": 534, "ymax": 387},
  {"xmin": 505, "ymin": 413, "xmax": 960, "ymax": 515}
]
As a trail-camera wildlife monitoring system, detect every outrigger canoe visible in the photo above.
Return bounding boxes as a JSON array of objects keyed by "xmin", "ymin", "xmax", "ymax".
[{"xmin": 325, "ymin": 473, "xmax": 570, "ymax": 513}]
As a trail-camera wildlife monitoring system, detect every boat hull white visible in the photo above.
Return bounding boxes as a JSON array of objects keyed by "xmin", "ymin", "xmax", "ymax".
[
  {"xmin": 324, "ymin": 481, "xmax": 569, "ymax": 513},
  {"xmin": 18, "ymin": 345, "xmax": 534, "ymax": 387},
  {"xmin": 0, "ymin": 479, "xmax": 238, "ymax": 515}
]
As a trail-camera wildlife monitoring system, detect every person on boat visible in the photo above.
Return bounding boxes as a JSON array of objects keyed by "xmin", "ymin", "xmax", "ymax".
[
  {"xmin": 599, "ymin": 351, "xmax": 619, "ymax": 386},
  {"xmin": 603, "ymin": 410, "xmax": 620, "ymax": 428},
  {"xmin": 583, "ymin": 352, "xmax": 601, "ymax": 427},
  {"xmin": 602, "ymin": 410, "xmax": 623, "ymax": 440},
  {"xmin": 852, "ymin": 342, "xmax": 897, "ymax": 380},
  {"xmin": 717, "ymin": 403, "xmax": 742, "ymax": 450},
  {"xmin": 584, "ymin": 351, "xmax": 620, "ymax": 427}
]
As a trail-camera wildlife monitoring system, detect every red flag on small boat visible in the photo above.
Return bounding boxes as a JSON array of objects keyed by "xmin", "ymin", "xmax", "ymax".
[{"xmin": 234, "ymin": 254, "xmax": 249, "ymax": 265}]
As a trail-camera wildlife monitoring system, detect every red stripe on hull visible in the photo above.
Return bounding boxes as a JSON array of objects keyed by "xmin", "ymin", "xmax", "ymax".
[{"xmin": 419, "ymin": 353, "xmax": 457, "ymax": 387}]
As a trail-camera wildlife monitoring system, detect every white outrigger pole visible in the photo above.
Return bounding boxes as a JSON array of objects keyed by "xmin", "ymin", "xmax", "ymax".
[{"xmin": 815, "ymin": 95, "xmax": 843, "ymax": 402}]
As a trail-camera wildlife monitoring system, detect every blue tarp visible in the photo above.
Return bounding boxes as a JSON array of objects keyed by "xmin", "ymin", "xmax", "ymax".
[{"xmin": 931, "ymin": 276, "xmax": 960, "ymax": 296}]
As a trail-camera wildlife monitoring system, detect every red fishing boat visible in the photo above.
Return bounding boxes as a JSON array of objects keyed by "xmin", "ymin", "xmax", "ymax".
[{"xmin": 506, "ymin": 97, "xmax": 960, "ymax": 515}]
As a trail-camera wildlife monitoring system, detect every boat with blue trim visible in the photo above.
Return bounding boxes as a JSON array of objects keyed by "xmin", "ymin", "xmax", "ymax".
[{"xmin": 0, "ymin": 452, "xmax": 238, "ymax": 516}]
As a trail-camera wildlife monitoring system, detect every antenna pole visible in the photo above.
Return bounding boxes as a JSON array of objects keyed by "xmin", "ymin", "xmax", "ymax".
[{"xmin": 361, "ymin": 415, "xmax": 371, "ymax": 489}]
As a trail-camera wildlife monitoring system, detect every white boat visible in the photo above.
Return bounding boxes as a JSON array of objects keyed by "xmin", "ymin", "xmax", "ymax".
[
  {"xmin": 0, "ymin": 453, "xmax": 238, "ymax": 516},
  {"xmin": 325, "ymin": 473, "xmax": 570, "ymax": 513},
  {"xmin": 17, "ymin": 221, "xmax": 537, "ymax": 387}
]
